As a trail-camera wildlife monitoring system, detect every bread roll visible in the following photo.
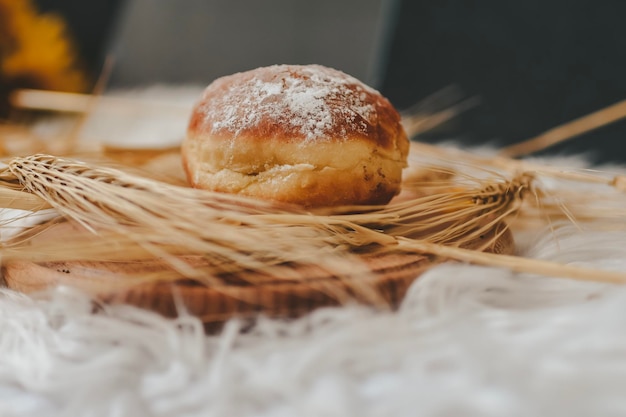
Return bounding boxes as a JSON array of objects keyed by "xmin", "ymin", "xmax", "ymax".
[{"xmin": 183, "ymin": 64, "xmax": 409, "ymax": 207}]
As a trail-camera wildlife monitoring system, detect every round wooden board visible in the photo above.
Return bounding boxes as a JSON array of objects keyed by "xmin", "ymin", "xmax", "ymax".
[{"xmin": 2, "ymin": 222, "xmax": 514, "ymax": 324}]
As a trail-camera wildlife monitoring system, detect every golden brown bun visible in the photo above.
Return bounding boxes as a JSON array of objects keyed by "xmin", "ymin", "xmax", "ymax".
[{"xmin": 183, "ymin": 64, "xmax": 409, "ymax": 207}]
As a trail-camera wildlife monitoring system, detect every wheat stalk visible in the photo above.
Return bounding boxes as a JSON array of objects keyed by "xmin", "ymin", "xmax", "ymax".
[
  {"xmin": 3, "ymin": 153, "xmax": 529, "ymax": 247},
  {"xmin": 410, "ymin": 141, "xmax": 626, "ymax": 194},
  {"xmin": 499, "ymin": 98, "xmax": 626, "ymax": 157},
  {"xmin": 0, "ymin": 152, "xmax": 625, "ymax": 301},
  {"xmin": 0, "ymin": 154, "xmax": 525, "ymax": 270}
]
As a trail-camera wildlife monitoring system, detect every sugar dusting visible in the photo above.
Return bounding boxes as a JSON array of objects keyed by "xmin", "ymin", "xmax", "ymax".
[{"xmin": 199, "ymin": 65, "xmax": 379, "ymax": 141}]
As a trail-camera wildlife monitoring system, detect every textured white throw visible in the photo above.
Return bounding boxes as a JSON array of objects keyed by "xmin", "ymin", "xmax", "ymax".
[
  {"xmin": 2, "ymin": 88, "xmax": 626, "ymax": 417},
  {"xmin": 3, "ymin": 225, "xmax": 626, "ymax": 417}
]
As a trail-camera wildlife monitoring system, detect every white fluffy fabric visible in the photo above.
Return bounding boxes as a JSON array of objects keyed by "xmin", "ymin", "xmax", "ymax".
[{"xmin": 3, "ymin": 89, "xmax": 626, "ymax": 416}]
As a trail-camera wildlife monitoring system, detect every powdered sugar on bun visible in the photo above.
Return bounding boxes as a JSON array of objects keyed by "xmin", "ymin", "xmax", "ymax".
[{"xmin": 189, "ymin": 65, "xmax": 400, "ymax": 148}]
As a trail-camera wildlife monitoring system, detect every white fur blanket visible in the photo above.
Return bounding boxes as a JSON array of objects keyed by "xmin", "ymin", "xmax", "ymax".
[{"xmin": 2, "ymin": 89, "xmax": 626, "ymax": 417}]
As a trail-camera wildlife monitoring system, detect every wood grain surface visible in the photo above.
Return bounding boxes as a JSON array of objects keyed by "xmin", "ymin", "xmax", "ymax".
[{"xmin": 3, "ymin": 221, "xmax": 514, "ymax": 324}]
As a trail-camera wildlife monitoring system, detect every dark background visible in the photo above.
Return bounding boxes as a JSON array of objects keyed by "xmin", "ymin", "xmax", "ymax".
[
  {"xmin": 30, "ymin": 0, "xmax": 626, "ymax": 163},
  {"xmin": 35, "ymin": 0, "xmax": 123, "ymax": 77},
  {"xmin": 381, "ymin": 0, "xmax": 626, "ymax": 162}
]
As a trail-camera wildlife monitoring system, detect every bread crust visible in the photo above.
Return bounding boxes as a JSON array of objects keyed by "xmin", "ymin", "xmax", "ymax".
[{"xmin": 183, "ymin": 65, "xmax": 409, "ymax": 207}]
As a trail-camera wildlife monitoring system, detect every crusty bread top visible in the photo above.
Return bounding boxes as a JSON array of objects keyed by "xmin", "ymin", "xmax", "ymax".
[{"xmin": 188, "ymin": 64, "xmax": 405, "ymax": 151}]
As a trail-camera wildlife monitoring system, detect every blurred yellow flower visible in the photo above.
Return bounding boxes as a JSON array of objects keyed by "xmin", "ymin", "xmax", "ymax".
[{"xmin": 0, "ymin": 0, "xmax": 87, "ymax": 93}]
